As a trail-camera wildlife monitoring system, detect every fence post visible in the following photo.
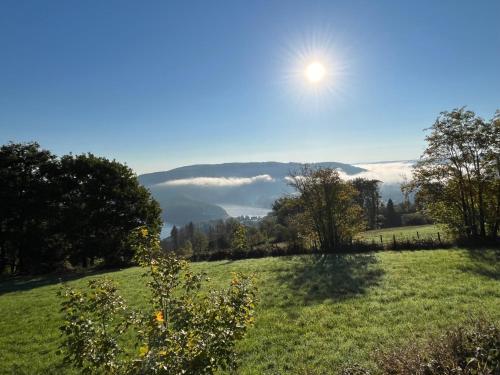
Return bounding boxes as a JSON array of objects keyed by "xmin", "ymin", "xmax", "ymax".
[
  {"xmin": 416, "ymin": 231, "xmax": 420, "ymax": 239},
  {"xmin": 437, "ymin": 232, "xmax": 441, "ymax": 244},
  {"xmin": 380, "ymin": 235, "xmax": 383, "ymax": 245},
  {"xmin": 393, "ymin": 234, "xmax": 397, "ymax": 248}
]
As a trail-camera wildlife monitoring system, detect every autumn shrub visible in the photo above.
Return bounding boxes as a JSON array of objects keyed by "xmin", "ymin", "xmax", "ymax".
[
  {"xmin": 339, "ymin": 317, "xmax": 500, "ymax": 375},
  {"xmin": 376, "ymin": 317, "xmax": 500, "ymax": 375},
  {"xmin": 58, "ymin": 228, "xmax": 256, "ymax": 374}
]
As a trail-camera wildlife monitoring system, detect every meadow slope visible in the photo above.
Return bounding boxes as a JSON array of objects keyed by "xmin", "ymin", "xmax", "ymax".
[{"xmin": 0, "ymin": 248, "xmax": 499, "ymax": 374}]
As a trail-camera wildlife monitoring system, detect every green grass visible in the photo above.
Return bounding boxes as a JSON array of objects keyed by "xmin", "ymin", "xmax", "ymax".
[
  {"xmin": 357, "ymin": 224, "xmax": 450, "ymax": 244},
  {"xmin": 0, "ymin": 248, "xmax": 499, "ymax": 374}
]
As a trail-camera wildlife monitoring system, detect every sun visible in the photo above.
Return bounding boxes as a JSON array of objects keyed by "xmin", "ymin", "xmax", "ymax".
[
  {"xmin": 305, "ymin": 62, "xmax": 326, "ymax": 83},
  {"xmin": 280, "ymin": 29, "xmax": 349, "ymax": 104}
]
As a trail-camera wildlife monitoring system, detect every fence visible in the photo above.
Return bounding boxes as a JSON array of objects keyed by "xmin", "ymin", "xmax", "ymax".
[
  {"xmin": 190, "ymin": 232, "xmax": 455, "ymax": 262},
  {"xmin": 357, "ymin": 230, "xmax": 452, "ymax": 250}
]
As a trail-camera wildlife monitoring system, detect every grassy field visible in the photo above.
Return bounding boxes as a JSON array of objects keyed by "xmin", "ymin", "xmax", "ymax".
[
  {"xmin": 357, "ymin": 224, "xmax": 450, "ymax": 244},
  {"xmin": 0, "ymin": 248, "xmax": 499, "ymax": 374}
]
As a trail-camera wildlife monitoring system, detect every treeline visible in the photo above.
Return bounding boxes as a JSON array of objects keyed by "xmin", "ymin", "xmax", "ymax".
[
  {"xmin": 380, "ymin": 198, "xmax": 432, "ymax": 228},
  {"xmin": 162, "ymin": 175, "xmax": 393, "ymax": 256},
  {"xmin": 0, "ymin": 142, "xmax": 161, "ymax": 274},
  {"xmin": 161, "ymin": 218, "xmax": 276, "ymax": 256}
]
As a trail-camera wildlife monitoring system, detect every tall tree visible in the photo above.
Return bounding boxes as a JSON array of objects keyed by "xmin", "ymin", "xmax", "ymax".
[
  {"xmin": 406, "ymin": 108, "xmax": 499, "ymax": 239},
  {"xmin": 56, "ymin": 153, "xmax": 162, "ymax": 266},
  {"xmin": 170, "ymin": 225, "xmax": 179, "ymax": 250},
  {"xmin": 385, "ymin": 199, "xmax": 400, "ymax": 228},
  {"xmin": 0, "ymin": 142, "xmax": 58, "ymax": 273},
  {"xmin": 352, "ymin": 178, "xmax": 381, "ymax": 229},
  {"xmin": 288, "ymin": 167, "xmax": 365, "ymax": 252},
  {"xmin": 0, "ymin": 143, "xmax": 162, "ymax": 273}
]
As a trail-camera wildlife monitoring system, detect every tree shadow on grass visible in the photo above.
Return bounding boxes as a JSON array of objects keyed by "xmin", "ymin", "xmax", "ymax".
[
  {"xmin": 277, "ymin": 253, "xmax": 384, "ymax": 305},
  {"xmin": 0, "ymin": 268, "xmax": 125, "ymax": 296},
  {"xmin": 460, "ymin": 248, "xmax": 500, "ymax": 280}
]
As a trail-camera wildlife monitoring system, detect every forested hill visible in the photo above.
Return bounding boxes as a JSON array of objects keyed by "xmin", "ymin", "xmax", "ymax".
[
  {"xmin": 138, "ymin": 162, "xmax": 366, "ymax": 186},
  {"xmin": 138, "ymin": 162, "xmax": 366, "ymax": 225}
]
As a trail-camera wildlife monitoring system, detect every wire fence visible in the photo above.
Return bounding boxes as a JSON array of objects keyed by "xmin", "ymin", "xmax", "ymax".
[{"xmin": 358, "ymin": 230, "xmax": 451, "ymax": 247}]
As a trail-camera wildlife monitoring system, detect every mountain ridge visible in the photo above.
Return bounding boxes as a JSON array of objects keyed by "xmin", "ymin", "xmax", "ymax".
[
  {"xmin": 138, "ymin": 161, "xmax": 411, "ymax": 226},
  {"xmin": 138, "ymin": 161, "xmax": 366, "ymax": 187}
]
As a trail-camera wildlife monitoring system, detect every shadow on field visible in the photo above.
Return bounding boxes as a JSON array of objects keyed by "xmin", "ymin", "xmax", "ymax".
[
  {"xmin": 460, "ymin": 248, "xmax": 500, "ymax": 280},
  {"xmin": 0, "ymin": 268, "xmax": 125, "ymax": 296},
  {"xmin": 278, "ymin": 253, "xmax": 384, "ymax": 305}
]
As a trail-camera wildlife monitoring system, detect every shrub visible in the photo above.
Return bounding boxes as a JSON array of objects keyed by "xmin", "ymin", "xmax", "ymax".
[
  {"xmin": 401, "ymin": 212, "xmax": 432, "ymax": 226},
  {"xmin": 339, "ymin": 317, "xmax": 500, "ymax": 375},
  {"xmin": 377, "ymin": 318, "xmax": 500, "ymax": 374},
  {"xmin": 58, "ymin": 228, "xmax": 256, "ymax": 374}
]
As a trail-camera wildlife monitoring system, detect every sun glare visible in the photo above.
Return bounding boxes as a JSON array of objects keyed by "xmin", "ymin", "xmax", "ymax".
[
  {"xmin": 305, "ymin": 62, "xmax": 326, "ymax": 83},
  {"xmin": 280, "ymin": 29, "xmax": 349, "ymax": 105}
]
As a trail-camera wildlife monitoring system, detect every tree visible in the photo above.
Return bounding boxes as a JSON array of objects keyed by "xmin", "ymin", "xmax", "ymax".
[
  {"xmin": 0, "ymin": 142, "xmax": 59, "ymax": 273},
  {"xmin": 186, "ymin": 222, "xmax": 195, "ymax": 242},
  {"xmin": 191, "ymin": 230, "xmax": 208, "ymax": 254},
  {"xmin": 56, "ymin": 153, "xmax": 162, "ymax": 266},
  {"xmin": 352, "ymin": 178, "xmax": 381, "ymax": 229},
  {"xmin": 231, "ymin": 223, "xmax": 248, "ymax": 251},
  {"xmin": 406, "ymin": 108, "xmax": 499, "ymax": 240},
  {"xmin": 170, "ymin": 225, "xmax": 179, "ymax": 250},
  {"xmin": 384, "ymin": 199, "xmax": 401, "ymax": 228},
  {"xmin": 0, "ymin": 142, "xmax": 162, "ymax": 273},
  {"xmin": 288, "ymin": 167, "xmax": 365, "ymax": 252}
]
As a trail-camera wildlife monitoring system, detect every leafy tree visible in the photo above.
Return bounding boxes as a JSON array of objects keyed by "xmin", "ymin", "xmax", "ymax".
[
  {"xmin": 406, "ymin": 108, "xmax": 499, "ymax": 239},
  {"xmin": 191, "ymin": 230, "xmax": 208, "ymax": 254},
  {"xmin": 0, "ymin": 142, "xmax": 162, "ymax": 273},
  {"xmin": 288, "ymin": 167, "xmax": 365, "ymax": 252},
  {"xmin": 0, "ymin": 142, "xmax": 59, "ymax": 273},
  {"xmin": 231, "ymin": 223, "xmax": 248, "ymax": 251},
  {"xmin": 178, "ymin": 239, "xmax": 193, "ymax": 258},
  {"xmin": 59, "ymin": 228, "xmax": 256, "ymax": 374},
  {"xmin": 56, "ymin": 153, "xmax": 162, "ymax": 266},
  {"xmin": 352, "ymin": 178, "xmax": 381, "ymax": 229}
]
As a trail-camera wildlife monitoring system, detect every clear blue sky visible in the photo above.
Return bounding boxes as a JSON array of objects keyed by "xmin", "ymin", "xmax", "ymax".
[{"xmin": 1, "ymin": 0, "xmax": 499, "ymax": 173}]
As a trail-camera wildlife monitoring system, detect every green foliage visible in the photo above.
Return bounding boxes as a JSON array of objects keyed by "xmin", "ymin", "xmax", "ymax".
[
  {"xmin": 231, "ymin": 223, "xmax": 248, "ymax": 251},
  {"xmin": 384, "ymin": 199, "xmax": 400, "ymax": 228},
  {"xmin": 58, "ymin": 228, "xmax": 256, "ymax": 374},
  {"xmin": 407, "ymin": 108, "xmax": 499, "ymax": 240},
  {"xmin": 58, "ymin": 278, "xmax": 128, "ymax": 374},
  {"xmin": 163, "ymin": 218, "xmax": 265, "ymax": 257},
  {"xmin": 0, "ymin": 142, "xmax": 162, "ymax": 274},
  {"xmin": 287, "ymin": 167, "xmax": 366, "ymax": 252},
  {"xmin": 351, "ymin": 178, "xmax": 381, "ymax": 230}
]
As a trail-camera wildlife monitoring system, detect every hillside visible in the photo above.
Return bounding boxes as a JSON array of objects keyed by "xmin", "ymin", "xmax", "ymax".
[
  {"xmin": 1, "ymin": 248, "xmax": 498, "ymax": 374},
  {"xmin": 139, "ymin": 161, "xmax": 414, "ymax": 225},
  {"xmin": 138, "ymin": 161, "xmax": 366, "ymax": 186},
  {"xmin": 139, "ymin": 161, "xmax": 384, "ymax": 225}
]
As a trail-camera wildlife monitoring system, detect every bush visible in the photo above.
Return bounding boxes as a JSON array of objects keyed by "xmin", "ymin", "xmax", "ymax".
[
  {"xmin": 340, "ymin": 317, "xmax": 500, "ymax": 374},
  {"xmin": 58, "ymin": 228, "xmax": 256, "ymax": 374},
  {"xmin": 401, "ymin": 212, "xmax": 432, "ymax": 226},
  {"xmin": 378, "ymin": 318, "xmax": 500, "ymax": 374}
]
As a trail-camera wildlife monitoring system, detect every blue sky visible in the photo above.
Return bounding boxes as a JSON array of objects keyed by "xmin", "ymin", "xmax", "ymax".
[{"xmin": 1, "ymin": 0, "xmax": 499, "ymax": 173}]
